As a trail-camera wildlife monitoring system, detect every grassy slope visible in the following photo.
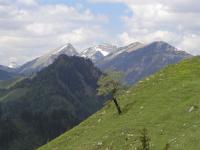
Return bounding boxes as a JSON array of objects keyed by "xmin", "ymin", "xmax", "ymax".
[
  {"xmin": 0, "ymin": 76, "xmax": 24, "ymax": 89},
  {"xmin": 0, "ymin": 76, "xmax": 26, "ymax": 102},
  {"xmin": 39, "ymin": 56, "xmax": 200, "ymax": 150}
]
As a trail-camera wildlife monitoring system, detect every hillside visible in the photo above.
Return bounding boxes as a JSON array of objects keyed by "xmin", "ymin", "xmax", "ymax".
[
  {"xmin": 97, "ymin": 41, "xmax": 192, "ymax": 85},
  {"xmin": 39, "ymin": 56, "xmax": 200, "ymax": 150},
  {"xmin": 0, "ymin": 76, "xmax": 24, "ymax": 89},
  {"xmin": 0, "ymin": 55, "xmax": 104, "ymax": 150}
]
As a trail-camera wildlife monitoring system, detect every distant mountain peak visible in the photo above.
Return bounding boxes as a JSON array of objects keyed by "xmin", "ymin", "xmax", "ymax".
[
  {"xmin": 18, "ymin": 43, "xmax": 79, "ymax": 74},
  {"xmin": 80, "ymin": 43, "xmax": 117, "ymax": 62},
  {"xmin": 51, "ymin": 43, "xmax": 78, "ymax": 56},
  {"xmin": 147, "ymin": 41, "xmax": 182, "ymax": 53},
  {"xmin": 124, "ymin": 42, "xmax": 145, "ymax": 52},
  {"xmin": 150, "ymin": 41, "xmax": 173, "ymax": 47},
  {"xmin": 129, "ymin": 41, "xmax": 144, "ymax": 46}
]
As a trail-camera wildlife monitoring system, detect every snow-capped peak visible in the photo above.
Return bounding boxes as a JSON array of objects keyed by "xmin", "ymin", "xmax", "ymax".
[
  {"xmin": 18, "ymin": 43, "xmax": 79, "ymax": 74},
  {"xmin": 95, "ymin": 47, "xmax": 109, "ymax": 56},
  {"xmin": 80, "ymin": 43, "xmax": 117, "ymax": 62}
]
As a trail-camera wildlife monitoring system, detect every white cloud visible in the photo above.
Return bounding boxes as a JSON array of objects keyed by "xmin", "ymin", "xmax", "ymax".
[
  {"xmin": 119, "ymin": 31, "xmax": 182, "ymax": 46},
  {"xmin": 90, "ymin": 0, "xmax": 200, "ymax": 54},
  {"xmin": 59, "ymin": 27, "xmax": 106, "ymax": 45},
  {"xmin": 25, "ymin": 23, "xmax": 55, "ymax": 36},
  {"xmin": 17, "ymin": 0, "xmax": 37, "ymax": 6},
  {"xmin": 118, "ymin": 0, "xmax": 200, "ymax": 54},
  {"xmin": 0, "ymin": 1, "xmax": 108, "ymax": 66},
  {"xmin": 179, "ymin": 34, "xmax": 200, "ymax": 55}
]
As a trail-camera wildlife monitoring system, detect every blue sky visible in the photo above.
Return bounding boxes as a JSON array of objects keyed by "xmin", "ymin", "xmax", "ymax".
[{"xmin": 0, "ymin": 0, "xmax": 199, "ymax": 66}]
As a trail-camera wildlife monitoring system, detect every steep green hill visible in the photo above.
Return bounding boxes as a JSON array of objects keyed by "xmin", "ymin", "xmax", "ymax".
[
  {"xmin": 0, "ymin": 55, "xmax": 104, "ymax": 150},
  {"xmin": 0, "ymin": 76, "xmax": 24, "ymax": 89},
  {"xmin": 39, "ymin": 56, "xmax": 200, "ymax": 150}
]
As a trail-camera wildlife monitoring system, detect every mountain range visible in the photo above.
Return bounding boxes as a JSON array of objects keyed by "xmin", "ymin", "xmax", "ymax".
[
  {"xmin": 9, "ymin": 41, "xmax": 191, "ymax": 85},
  {"xmin": 97, "ymin": 41, "xmax": 191, "ymax": 84},
  {"xmin": 0, "ymin": 55, "xmax": 104, "ymax": 150}
]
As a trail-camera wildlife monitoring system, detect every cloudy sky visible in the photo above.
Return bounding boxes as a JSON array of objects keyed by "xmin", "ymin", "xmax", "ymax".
[{"xmin": 0, "ymin": 0, "xmax": 199, "ymax": 66}]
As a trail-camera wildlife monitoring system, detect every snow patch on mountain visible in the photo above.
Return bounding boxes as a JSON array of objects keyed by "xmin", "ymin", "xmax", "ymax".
[
  {"xmin": 80, "ymin": 44, "xmax": 117, "ymax": 62},
  {"xmin": 95, "ymin": 48, "xmax": 109, "ymax": 56}
]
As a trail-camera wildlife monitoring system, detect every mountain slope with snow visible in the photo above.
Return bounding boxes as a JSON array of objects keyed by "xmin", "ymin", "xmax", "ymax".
[
  {"xmin": 80, "ymin": 44, "xmax": 117, "ymax": 62},
  {"xmin": 18, "ymin": 43, "xmax": 78, "ymax": 74}
]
